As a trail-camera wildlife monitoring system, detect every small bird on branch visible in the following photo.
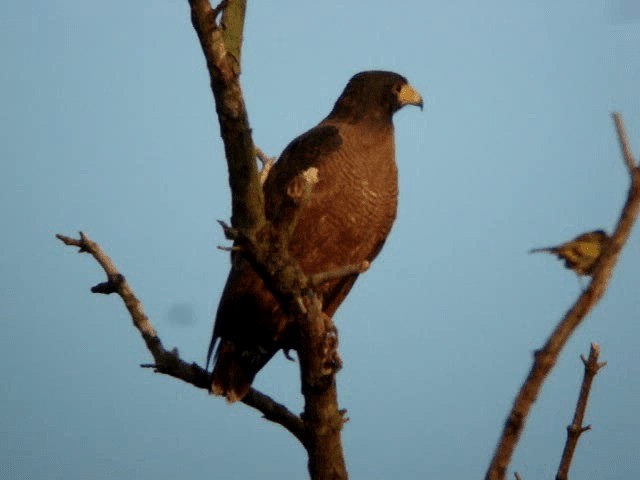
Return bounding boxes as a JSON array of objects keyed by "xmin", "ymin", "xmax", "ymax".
[{"xmin": 529, "ymin": 229, "xmax": 609, "ymax": 276}]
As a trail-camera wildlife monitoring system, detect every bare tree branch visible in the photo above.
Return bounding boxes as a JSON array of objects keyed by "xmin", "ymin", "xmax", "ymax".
[
  {"xmin": 556, "ymin": 343, "xmax": 606, "ymax": 480},
  {"xmin": 308, "ymin": 261, "xmax": 370, "ymax": 288},
  {"xmin": 215, "ymin": 219, "xmax": 350, "ymax": 479},
  {"xmin": 243, "ymin": 389, "xmax": 307, "ymax": 446},
  {"xmin": 220, "ymin": 0, "xmax": 245, "ymax": 71},
  {"xmin": 55, "ymin": 231, "xmax": 305, "ymax": 445},
  {"xmin": 60, "ymin": 3, "xmax": 350, "ymax": 477},
  {"xmin": 613, "ymin": 112, "xmax": 636, "ymax": 174},
  {"xmin": 485, "ymin": 113, "xmax": 640, "ymax": 480},
  {"xmin": 256, "ymin": 147, "xmax": 276, "ymax": 185},
  {"xmin": 297, "ymin": 294, "xmax": 348, "ymax": 480},
  {"xmin": 58, "ymin": 226, "xmax": 348, "ymax": 476},
  {"xmin": 189, "ymin": 0, "xmax": 263, "ymax": 232}
]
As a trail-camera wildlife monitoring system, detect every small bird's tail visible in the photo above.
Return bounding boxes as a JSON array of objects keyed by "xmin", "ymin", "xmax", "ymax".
[
  {"xmin": 210, "ymin": 341, "xmax": 275, "ymax": 403},
  {"xmin": 529, "ymin": 246, "xmax": 558, "ymax": 254}
]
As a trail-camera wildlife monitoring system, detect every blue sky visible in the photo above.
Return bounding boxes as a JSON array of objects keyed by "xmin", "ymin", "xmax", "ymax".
[{"xmin": 2, "ymin": 1, "xmax": 639, "ymax": 479}]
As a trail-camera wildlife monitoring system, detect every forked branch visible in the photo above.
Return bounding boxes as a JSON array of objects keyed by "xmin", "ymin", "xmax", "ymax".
[
  {"xmin": 556, "ymin": 343, "xmax": 606, "ymax": 480},
  {"xmin": 55, "ymin": 232, "xmax": 305, "ymax": 445},
  {"xmin": 59, "ymin": 2, "xmax": 349, "ymax": 478},
  {"xmin": 485, "ymin": 113, "xmax": 640, "ymax": 480}
]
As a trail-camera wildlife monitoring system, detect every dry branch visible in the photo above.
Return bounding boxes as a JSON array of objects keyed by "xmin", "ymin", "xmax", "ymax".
[
  {"xmin": 194, "ymin": 3, "xmax": 351, "ymax": 477},
  {"xmin": 189, "ymin": 0, "xmax": 263, "ymax": 232},
  {"xmin": 308, "ymin": 261, "xmax": 370, "ymax": 288},
  {"xmin": 256, "ymin": 147, "xmax": 276, "ymax": 185},
  {"xmin": 613, "ymin": 113, "xmax": 636, "ymax": 174},
  {"xmin": 296, "ymin": 294, "xmax": 347, "ymax": 480},
  {"xmin": 215, "ymin": 216, "xmax": 349, "ymax": 479},
  {"xmin": 59, "ymin": 2, "xmax": 349, "ymax": 478},
  {"xmin": 55, "ymin": 232, "xmax": 305, "ymax": 445},
  {"xmin": 556, "ymin": 343, "xmax": 606, "ymax": 480},
  {"xmin": 485, "ymin": 114, "xmax": 640, "ymax": 480}
]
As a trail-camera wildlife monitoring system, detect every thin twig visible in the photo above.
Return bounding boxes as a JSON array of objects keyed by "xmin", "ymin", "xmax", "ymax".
[
  {"xmin": 56, "ymin": 232, "xmax": 159, "ymax": 345},
  {"xmin": 256, "ymin": 147, "xmax": 276, "ymax": 185},
  {"xmin": 514, "ymin": 473, "xmax": 523, "ymax": 480},
  {"xmin": 212, "ymin": 0, "xmax": 229, "ymax": 18},
  {"xmin": 255, "ymin": 147, "xmax": 273, "ymax": 166},
  {"xmin": 242, "ymin": 389, "xmax": 307, "ymax": 446},
  {"xmin": 308, "ymin": 261, "xmax": 370, "ymax": 287},
  {"xmin": 485, "ymin": 114, "xmax": 640, "ymax": 480},
  {"xmin": 613, "ymin": 112, "xmax": 636, "ymax": 174},
  {"xmin": 556, "ymin": 343, "xmax": 606, "ymax": 480},
  {"xmin": 56, "ymin": 231, "xmax": 305, "ymax": 445},
  {"xmin": 217, "ymin": 245, "xmax": 242, "ymax": 252}
]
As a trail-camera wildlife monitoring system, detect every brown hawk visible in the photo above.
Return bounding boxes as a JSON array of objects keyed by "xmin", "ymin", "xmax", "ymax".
[{"xmin": 208, "ymin": 71, "xmax": 423, "ymax": 402}]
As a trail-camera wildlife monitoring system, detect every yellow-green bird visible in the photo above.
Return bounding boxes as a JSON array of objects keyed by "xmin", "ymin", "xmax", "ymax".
[{"xmin": 529, "ymin": 230, "xmax": 609, "ymax": 276}]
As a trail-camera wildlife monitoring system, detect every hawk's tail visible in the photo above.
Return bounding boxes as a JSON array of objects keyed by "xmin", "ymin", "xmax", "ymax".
[{"xmin": 210, "ymin": 341, "xmax": 275, "ymax": 403}]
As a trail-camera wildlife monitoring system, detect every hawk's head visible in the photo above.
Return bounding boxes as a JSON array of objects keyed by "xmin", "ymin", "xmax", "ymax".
[{"xmin": 329, "ymin": 70, "xmax": 423, "ymax": 123}]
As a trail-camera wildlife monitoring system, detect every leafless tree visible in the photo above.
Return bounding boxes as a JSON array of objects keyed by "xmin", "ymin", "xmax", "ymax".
[{"xmin": 57, "ymin": 2, "xmax": 639, "ymax": 479}]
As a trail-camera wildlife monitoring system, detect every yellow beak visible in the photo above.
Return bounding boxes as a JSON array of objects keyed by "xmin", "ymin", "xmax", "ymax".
[{"xmin": 398, "ymin": 83, "xmax": 423, "ymax": 110}]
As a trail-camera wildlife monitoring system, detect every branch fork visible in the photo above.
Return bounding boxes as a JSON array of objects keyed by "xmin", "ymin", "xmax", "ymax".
[
  {"xmin": 56, "ymin": 230, "xmax": 306, "ymax": 445},
  {"xmin": 485, "ymin": 114, "xmax": 639, "ymax": 480},
  {"xmin": 556, "ymin": 343, "xmax": 606, "ymax": 480}
]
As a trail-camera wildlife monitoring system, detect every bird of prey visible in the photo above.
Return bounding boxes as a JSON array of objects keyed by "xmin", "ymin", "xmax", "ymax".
[
  {"xmin": 529, "ymin": 229, "xmax": 609, "ymax": 276},
  {"xmin": 208, "ymin": 71, "xmax": 423, "ymax": 402}
]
